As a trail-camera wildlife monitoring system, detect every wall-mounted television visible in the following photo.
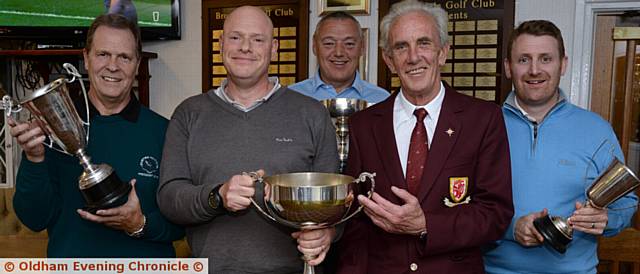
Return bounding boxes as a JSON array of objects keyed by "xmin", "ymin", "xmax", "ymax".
[{"xmin": 0, "ymin": 0, "xmax": 181, "ymax": 43}]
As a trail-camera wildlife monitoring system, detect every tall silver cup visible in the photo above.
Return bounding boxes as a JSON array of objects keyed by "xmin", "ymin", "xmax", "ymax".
[
  {"xmin": 13, "ymin": 67, "xmax": 130, "ymax": 213},
  {"xmin": 321, "ymin": 99, "xmax": 369, "ymax": 172},
  {"xmin": 249, "ymin": 172, "xmax": 375, "ymax": 274},
  {"xmin": 533, "ymin": 158, "xmax": 640, "ymax": 253}
]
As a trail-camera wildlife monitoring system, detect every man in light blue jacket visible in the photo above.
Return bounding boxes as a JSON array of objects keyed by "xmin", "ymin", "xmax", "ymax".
[{"xmin": 483, "ymin": 20, "xmax": 638, "ymax": 274}]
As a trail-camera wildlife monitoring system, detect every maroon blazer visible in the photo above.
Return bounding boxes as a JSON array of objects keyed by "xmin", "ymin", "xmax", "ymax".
[{"xmin": 336, "ymin": 86, "xmax": 513, "ymax": 274}]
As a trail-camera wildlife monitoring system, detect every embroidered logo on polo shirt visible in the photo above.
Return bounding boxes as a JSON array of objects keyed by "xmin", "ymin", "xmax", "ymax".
[
  {"xmin": 138, "ymin": 156, "xmax": 159, "ymax": 179},
  {"xmin": 558, "ymin": 159, "xmax": 576, "ymax": 166}
]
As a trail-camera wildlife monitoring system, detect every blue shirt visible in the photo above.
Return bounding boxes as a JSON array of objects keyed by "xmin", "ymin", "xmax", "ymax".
[{"xmin": 288, "ymin": 70, "xmax": 389, "ymax": 104}]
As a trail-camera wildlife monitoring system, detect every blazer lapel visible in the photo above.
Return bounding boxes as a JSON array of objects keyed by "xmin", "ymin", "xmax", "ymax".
[
  {"xmin": 371, "ymin": 93, "xmax": 406, "ymax": 190},
  {"xmin": 417, "ymin": 88, "xmax": 463, "ymax": 201}
]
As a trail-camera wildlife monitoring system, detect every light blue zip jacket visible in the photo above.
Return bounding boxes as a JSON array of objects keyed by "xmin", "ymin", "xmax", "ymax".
[{"xmin": 483, "ymin": 90, "xmax": 638, "ymax": 274}]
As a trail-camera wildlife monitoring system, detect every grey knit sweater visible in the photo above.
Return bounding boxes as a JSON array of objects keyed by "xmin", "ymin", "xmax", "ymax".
[{"xmin": 158, "ymin": 86, "xmax": 339, "ymax": 274}]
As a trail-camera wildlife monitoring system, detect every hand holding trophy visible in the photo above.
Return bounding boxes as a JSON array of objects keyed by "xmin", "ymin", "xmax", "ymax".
[
  {"xmin": 3, "ymin": 63, "xmax": 131, "ymax": 213},
  {"xmin": 248, "ymin": 171, "xmax": 375, "ymax": 274},
  {"xmin": 533, "ymin": 158, "xmax": 640, "ymax": 253}
]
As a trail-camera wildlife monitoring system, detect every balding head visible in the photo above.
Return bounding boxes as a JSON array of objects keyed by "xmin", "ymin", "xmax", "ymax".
[
  {"xmin": 220, "ymin": 5, "xmax": 277, "ymax": 89},
  {"xmin": 223, "ymin": 6, "xmax": 273, "ymax": 37}
]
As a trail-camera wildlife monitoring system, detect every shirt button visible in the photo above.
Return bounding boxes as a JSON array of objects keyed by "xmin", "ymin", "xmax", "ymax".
[{"xmin": 410, "ymin": 263, "xmax": 418, "ymax": 271}]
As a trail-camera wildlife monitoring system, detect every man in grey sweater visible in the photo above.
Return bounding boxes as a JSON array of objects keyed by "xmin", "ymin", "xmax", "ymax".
[{"xmin": 157, "ymin": 6, "xmax": 340, "ymax": 274}]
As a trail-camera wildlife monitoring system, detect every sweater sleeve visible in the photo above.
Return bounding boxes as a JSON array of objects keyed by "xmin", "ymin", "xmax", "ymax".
[
  {"xmin": 141, "ymin": 209, "xmax": 185, "ymax": 242},
  {"xmin": 310, "ymin": 104, "xmax": 340, "ymax": 173},
  {"xmin": 157, "ymin": 103, "xmax": 222, "ymax": 225},
  {"xmin": 13, "ymin": 150, "xmax": 62, "ymax": 232}
]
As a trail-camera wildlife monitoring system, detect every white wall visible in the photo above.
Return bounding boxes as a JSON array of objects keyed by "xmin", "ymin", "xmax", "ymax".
[
  {"xmin": 145, "ymin": 0, "xmax": 625, "ymax": 117},
  {"xmin": 514, "ymin": 0, "xmax": 576, "ymax": 98},
  {"xmin": 143, "ymin": 0, "xmax": 201, "ymax": 118}
]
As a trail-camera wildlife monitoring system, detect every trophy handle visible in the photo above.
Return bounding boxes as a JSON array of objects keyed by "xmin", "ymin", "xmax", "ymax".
[
  {"xmin": 1, "ymin": 95, "xmax": 72, "ymax": 156},
  {"xmin": 43, "ymin": 135, "xmax": 74, "ymax": 156},
  {"xmin": 245, "ymin": 171, "xmax": 280, "ymax": 224},
  {"xmin": 334, "ymin": 172, "xmax": 376, "ymax": 226},
  {"xmin": 1, "ymin": 96, "xmax": 22, "ymax": 118},
  {"xmin": 62, "ymin": 63, "xmax": 91, "ymax": 141}
]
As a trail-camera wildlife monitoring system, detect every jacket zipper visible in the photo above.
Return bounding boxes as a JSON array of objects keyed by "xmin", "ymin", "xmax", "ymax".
[{"xmin": 532, "ymin": 121, "xmax": 538, "ymax": 154}]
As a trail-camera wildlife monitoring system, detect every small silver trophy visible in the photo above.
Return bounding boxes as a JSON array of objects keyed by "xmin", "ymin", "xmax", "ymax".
[
  {"xmin": 533, "ymin": 158, "xmax": 640, "ymax": 253},
  {"xmin": 4, "ymin": 63, "xmax": 130, "ymax": 213},
  {"xmin": 249, "ymin": 171, "xmax": 375, "ymax": 274},
  {"xmin": 321, "ymin": 99, "xmax": 369, "ymax": 172}
]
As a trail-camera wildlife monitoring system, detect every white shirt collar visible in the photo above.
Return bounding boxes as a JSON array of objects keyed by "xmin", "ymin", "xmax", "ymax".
[
  {"xmin": 214, "ymin": 77, "xmax": 281, "ymax": 112},
  {"xmin": 513, "ymin": 96, "xmax": 537, "ymax": 123},
  {"xmin": 395, "ymin": 81, "xmax": 445, "ymax": 127},
  {"xmin": 392, "ymin": 81, "xmax": 445, "ymax": 177}
]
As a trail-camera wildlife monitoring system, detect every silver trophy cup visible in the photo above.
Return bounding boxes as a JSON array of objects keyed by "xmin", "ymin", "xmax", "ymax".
[
  {"xmin": 533, "ymin": 158, "xmax": 640, "ymax": 253},
  {"xmin": 249, "ymin": 172, "xmax": 375, "ymax": 274},
  {"xmin": 321, "ymin": 99, "xmax": 369, "ymax": 172},
  {"xmin": 8, "ymin": 64, "xmax": 130, "ymax": 213}
]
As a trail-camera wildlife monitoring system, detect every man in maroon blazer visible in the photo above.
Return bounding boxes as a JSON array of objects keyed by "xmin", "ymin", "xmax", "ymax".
[{"xmin": 335, "ymin": 0, "xmax": 513, "ymax": 273}]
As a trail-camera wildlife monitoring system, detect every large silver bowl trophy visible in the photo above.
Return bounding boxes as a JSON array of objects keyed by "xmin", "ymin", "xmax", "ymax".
[
  {"xmin": 533, "ymin": 158, "xmax": 640, "ymax": 253},
  {"xmin": 321, "ymin": 99, "xmax": 369, "ymax": 172},
  {"xmin": 2, "ymin": 63, "xmax": 130, "ymax": 213},
  {"xmin": 249, "ymin": 171, "xmax": 375, "ymax": 274}
]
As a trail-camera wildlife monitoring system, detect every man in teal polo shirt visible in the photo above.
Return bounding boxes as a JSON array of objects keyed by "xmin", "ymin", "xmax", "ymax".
[{"xmin": 9, "ymin": 14, "xmax": 183, "ymax": 257}]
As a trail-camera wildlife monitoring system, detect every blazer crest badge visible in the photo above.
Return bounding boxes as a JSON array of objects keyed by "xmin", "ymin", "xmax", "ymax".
[{"xmin": 444, "ymin": 177, "xmax": 471, "ymax": 207}]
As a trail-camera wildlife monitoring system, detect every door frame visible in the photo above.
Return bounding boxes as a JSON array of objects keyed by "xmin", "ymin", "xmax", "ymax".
[{"xmin": 571, "ymin": 0, "xmax": 640, "ymax": 109}]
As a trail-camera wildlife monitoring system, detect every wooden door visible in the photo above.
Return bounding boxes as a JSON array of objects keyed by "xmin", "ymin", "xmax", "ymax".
[
  {"xmin": 591, "ymin": 15, "xmax": 640, "ymax": 274},
  {"xmin": 591, "ymin": 17, "xmax": 640, "ymax": 229}
]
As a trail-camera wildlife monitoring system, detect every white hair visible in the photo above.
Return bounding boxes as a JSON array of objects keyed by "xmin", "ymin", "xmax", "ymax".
[{"xmin": 379, "ymin": 0, "xmax": 449, "ymax": 53}]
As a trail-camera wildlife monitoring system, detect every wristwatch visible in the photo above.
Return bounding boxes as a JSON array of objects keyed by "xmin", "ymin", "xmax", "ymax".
[
  {"xmin": 126, "ymin": 215, "xmax": 146, "ymax": 238},
  {"xmin": 208, "ymin": 184, "xmax": 225, "ymax": 210}
]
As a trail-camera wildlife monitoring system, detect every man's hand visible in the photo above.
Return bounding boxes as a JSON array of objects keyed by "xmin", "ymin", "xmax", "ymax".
[
  {"xmin": 568, "ymin": 201, "xmax": 608, "ymax": 235},
  {"xmin": 219, "ymin": 169, "xmax": 265, "ymax": 212},
  {"xmin": 358, "ymin": 186, "xmax": 426, "ymax": 235},
  {"xmin": 291, "ymin": 227, "xmax": 336, "ymax": 266},
  {"xmin": 8, "ymin": 118, "xmax": 46, "ymax": 162},
  {"xmin": 77, "ymin": 179, "xmax": 145, "ymax": 234},
  {"xmin": 514, "ymin": 209, "xmax": 547, "ymax": 246}
]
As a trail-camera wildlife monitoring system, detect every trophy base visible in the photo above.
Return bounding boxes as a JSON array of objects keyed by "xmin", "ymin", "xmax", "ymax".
[
  {"xmin": 533, "ymin": 215, "xmax": 572, "ymax": 254},
  {"xmin": 81, "ymin": 171, "xmax": 131, "ymax": 214}
]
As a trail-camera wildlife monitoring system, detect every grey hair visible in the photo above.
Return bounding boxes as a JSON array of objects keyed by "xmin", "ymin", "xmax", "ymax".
[
  {"xmin": 314, "ymin": 11, "xmax": 363, "ymax": 39},
  {"xmin": 379, "ymin": 0, "xmax": 449, "ymax": 53}
]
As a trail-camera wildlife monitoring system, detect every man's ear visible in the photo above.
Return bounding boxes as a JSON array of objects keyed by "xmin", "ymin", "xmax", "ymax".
[
  {"xmin": 382, "ymin": 51, "xmax": 396, "ymax": 74},
  {"xmin": 438, "ymin": 43, "xmax": 450, "ymax": 66},
  {"xmin": 312, "ymin": 35, "xmax": 318, "ymax": 56},
  {"xmin": 503, "ymin": 58, "xmax": 512, "ymax": 80},
  {"xmin": 560, "ymin": 55, "xmax": 568, "ymax": 76},
  {"xmin": 83, "ymin": 49, "xmax": 90, "ymax": 71},
  {"xmin": 134, "ymin": 58, "xmax": 141, "ymax": 76},
  {"xmin": 271, "ymin": 38, "xmax": 278, "ymax": 60},
  {"xmin": 219, "ymin": 32, "xmax": 225, "ymax": 54}
]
